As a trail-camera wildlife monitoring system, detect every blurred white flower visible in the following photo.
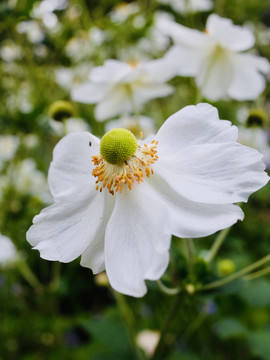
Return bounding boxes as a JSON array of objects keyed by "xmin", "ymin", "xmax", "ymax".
[
  {"xmin": 65, "ymin": 33, "xmax": 94, "ymax": 62},
  {"xmin": 31, "ymin": 0, "xmax": 67, "ymax": 30},
  {"xmin": 0, "ymin": 41, "xmax": 22, "ymax": 62},
  {"xmin": 0, "ymin": 233, "xmax": 17, "ymax": 267},
  {"xmin": 158, "ymin": 14, "xmax": 270, "ymax": 101},
  {"xmin": 54, "ymin": 64, "xmax": 93, "ymax": 90},
  {"xmin": 10, "ymin": 159, "xmax": 51, "ymax": 202},
  {"xmin": 27, "ymin": 103, "xmax": 268, "ymax": 297},
  {"xmin": 16, "ymin": 21, "xmax": 45, "ymax": 44},
  {"xmin": 158, "ymin": 0, "xmax": 213, "ymax": 14},
  {"xmin": 0, "ymin": 135, "xmax": 19, "ymax": 168},
  {"xmin": 105, "ymin": 115, "xmax": 155, "ymax": 138},
  {"xmin": 50, "ymin": 117, "xmax": 91, "ymax": 136},
  {"xmin": 238, "ymin": 127, "xmax": 270, "ymax": 169},
  {"xmin": 110, "ymin": 2, "xmax": 139, "ymax": 23},
  {"xmin": 71, "ymin": 59, "xmax": 175, "ymax": 121},
  {"xmin": 136, "ymin": 330, "xmax": 160, "ymax": 356}
]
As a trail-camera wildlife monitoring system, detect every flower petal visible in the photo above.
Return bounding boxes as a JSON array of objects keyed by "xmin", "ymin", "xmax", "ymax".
[
  {"xmin": 150, "ymin": 175, "xmax": 244, "ymax": 238},
  {"xmin": 95, "ymin": 87, "xmax": 131, "ymax": 121},
  {"xmin": 104, "ymin": 183, "xmax": 171, "ymax": 297},
  {"xmin": 133, "ymin": 83, "xmax": 174, "ymax": 105},
  {"xmin": 155, "ymin": 103, "xmax": 238, "ymax": 157},
  {"xmin": 71, "ymin": 83, "xmax": 107, "ymax": 104},
  {"xmin": 206, "ymin": 14, "xmax": 255, "ymax": 51},
  {"xmin": 48, "ymin": 132, "xmax": 99, "ymax": 197},
  {"xmin": 196, "ymin": 48, "xmax": 234, "ymax": 100},
  {"xmin": 156, "ymin": 15, "xmax": 212, "ymax": 48},
  {"xmin": 155, "ymin": 142, "xmax": 269, "ymax": 204},
  {"xmin": 227, "ymin": 53, "xmax": 270, "ymax": 101},
  {"xmin": 27, "ymin": 186, "xmax": 107, "ymax": 263},
  {"xmin": 80, "ymin": 193, "xmax": 115, "ymax": 274}
]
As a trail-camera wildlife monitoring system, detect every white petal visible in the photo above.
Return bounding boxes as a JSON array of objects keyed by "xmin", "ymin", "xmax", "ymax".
[
  {"xmin": 156, "ymin": 103, "xmax": 238, "ymax": 157},
  {"xmin": 133, "ymin": 83, "xmax": 174, "ymax": 105},
  {"xmin": 228, "ymin": 53, "xmax": 269, "ymax": 101},
  {"xmin": 27, "ymin": 186, "xmax": 107, "ymax": 263},
  {"xmin": 196, "ymin": 48, "xmax": 234, "ymax": 101},
  {"xmin": 80, "ymin": 193, "xmax": 115, "ymax": 274},
  {"xmin": 71, "ymin": 83, "xmax": 107, "ymax": 104},
  {"xmin": 156, "ymin": 15, "xmax": 212, "ymax": 48},
  {"xmin": 90, "ymin": 59, "xmax": 132, "ymax": 83},
  {"xmin": 95, "ymin": 87, "xmax": 131, "ymax": 121},
  {"xmin": 104, "ymin": 183, "xmax": 171, "ymax": 297},
  {"xmin": 163, "ymin": 45, "xmax": 208, "ymax": 76},
  {"xmin": 155, "ymin": 142, "xmax": 269, "ymax": 204},
  {"xmin": 149, "ymin": 175, "xmax": 244, "ymax": 238},
  {"xmin": 48, "ymin": 132, "xmax": 99, "ymax": 197},
  {"xmin": 206, "ymin": 14, "xmax": 255, "ymax": 51}
]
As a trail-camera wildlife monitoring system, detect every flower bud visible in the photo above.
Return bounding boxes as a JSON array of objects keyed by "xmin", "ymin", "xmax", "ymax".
[
  {"xmin": 49, "ymin": 100, "xmax": 75, "ymax": 122},
  {"xmin": 246, "ymin": 108, "xmax": 268, "ymax": 128},
  {"xmin": 217, "ymin": 259, "xmax": 236, "ymax": 277},
  {"xmin": 94, "ymin": 272, "xmax": 109, "ymax": 287}
]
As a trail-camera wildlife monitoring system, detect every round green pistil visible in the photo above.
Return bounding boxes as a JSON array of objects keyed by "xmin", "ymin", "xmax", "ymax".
[{"xmin": 100, "ymin": 128, "xmax": 138, "ymax": 165}]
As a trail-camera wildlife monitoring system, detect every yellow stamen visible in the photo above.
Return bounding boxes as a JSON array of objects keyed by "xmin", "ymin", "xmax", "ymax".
[{"xmin": 92, "ymin": 139, "xmax": 159, "ymax": 195}]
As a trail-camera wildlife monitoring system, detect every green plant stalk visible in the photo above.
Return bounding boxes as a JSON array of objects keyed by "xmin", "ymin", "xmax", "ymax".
[
  {"xmin": 184, "ymin": 238, "xmax": 195, "ymax": 273},
  {"xmin": 112, "ymin": 290, "xmax": 146, "ymax": 360},
  {"xmin": 200, "ymin": 254, "xmax": 270, "ymax": 291},
  {"xmin": 156, "ymin": 279, "xmax": 181, "ymax": 296},
  {"xmin": 17, "ymin": 260, "xmax": 43, "ymax": 293},
  {"xmin": 205, "ymin": 227, "xmax": 231, "ymax": 263},
  {"xmin": 245, "ymin": 265, "xmax": 270, "ymax": 281},
  {"xmin": 151, "ymin": 295, "xmax": 181, "ymax": 360}
]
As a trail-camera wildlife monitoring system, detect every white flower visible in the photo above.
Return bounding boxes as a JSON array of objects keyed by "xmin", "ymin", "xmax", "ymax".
[
  {"xmin": 109, "ymin": 2, "xmax": 139, "ymax": 23},
  {"xmin": 0, "ymin": 135, "xmax": 19, "ymax": 168},
  {"xmin": 158, "ymin": 0, "xmax": 213, "ymax": 15},
  {"xmin": 238, "ymin": 127, "xmax": 270, "ymax": 169},
  {"xmin": 105, "ymin": 115, "xmax": 156, "ymax": 138},
  {"xmin": 0, "ymin": 233, "xmax": 17, "ymax": 266},
  {"xmin": 158, "ymin": 14, "xmax": 270, "ymax": 101},
  {"xmin": 26, "ymin": 103, "xmax": 269, "ymax": 297},
  {"xmin": 71, "ymin": 59, "xmax": 175, "ymax": 121},
  {"xmin": 50, "ymin": 117, "xmax": 91, "ymax": 137},
  {"xmin": 136, "ymin": 330, "xmax": 160, "ymax": 356}
]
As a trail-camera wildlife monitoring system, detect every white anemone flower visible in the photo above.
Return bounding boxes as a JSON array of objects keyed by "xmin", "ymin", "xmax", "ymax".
[
  {"xmin": 26, "ymin": 103, "xmax": 269, "ymax": 297},
  {"xmin": 0, "ymin": 233, "xmax": 17, "ymax": 267},
  {"xmin": 158, "ymin": 0, "xmax": 213, "ymax": 15},
  {"xmin": 71, "ymin": 59, "xmax": 174, "ymax": 121},
  {"xmin": 157, "ymin": 14, "xmax": 270, "ymax": 101}
]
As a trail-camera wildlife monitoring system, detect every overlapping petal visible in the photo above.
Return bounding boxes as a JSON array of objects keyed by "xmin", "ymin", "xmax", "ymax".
[
  {"xmin": 206, "ymin": 14, "xmax": 255, "ymax": 51},
  {"xmin": 26, "ymin": 185, "xmax": 107, "ymax": 263},
  {"xmin": 104, "ymin": 182, "xmax": 171, "ymax": 297},
  {"xmin": 156, "ymin": 104, "xmax": 238, "ymax": 156},
  {"xmin": 48, "ymin": 132, "xmax": 99, "ymax": 197},
  {"xmin": 149, "ymin": 175, "xmax": 244, "ymax": 238}
]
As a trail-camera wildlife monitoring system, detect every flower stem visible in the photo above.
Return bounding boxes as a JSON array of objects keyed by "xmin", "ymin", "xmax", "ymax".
[
  {"xmin": 49, "ymin": 261, "xmax": 61, "ymax": 292},
  {"xmin": 245, "ymin": 265, "xmax": 270, "ymax": 281},
  {"xmin": 156, "ymin": 279, "xmax": 181, "ymax": 296},
  {"xmin": 199, "ymin": 254, "xmax": 270, "ymax": 291},
  {"xmin": 112, "ymin": 290, "xmax": 146, "ymax": 360},
  {"xmin": 151, "ymin": 295, "xmax": 181, "ymax": 360},
  {"xmin": 205, "ymin": 227, "xmax": 231, "ymax": 263},
  {"xmin": 16, "ymin": 260, "xmax": 43, "ymax": 293},
  {"xmin": 184, "ymin": 238, "xmax": 195, "ymax": 273}
]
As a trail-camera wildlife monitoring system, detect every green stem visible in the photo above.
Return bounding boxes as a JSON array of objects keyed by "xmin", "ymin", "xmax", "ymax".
[
  {"xmin": 200, "ymin": 254, "xmax": 270, "ymax": 291},
  {"xmin": 112, "ymin": 290, "xmax": 146, "ymax": 360},
  {"xmin": 16, "ymin": 260, "xmax": 43, "ymax": 293},
  {"xmin": 184, "ymin": 238, "xmax": 195, "ymax": 273},
  {"xmin": 183, "ymin": 312, "xmax": 207, "ymax": 342},
  {"xmin": 156, "ymin": 280, "xmax": 181, "ymax": 296},
  {"xmin": 49, "ymin": 261, "xmax": 61, "ymax": 292},
  {"xmin": 205, "ymin": 227, "xmax": 231, "ymax": 263},
  {"xmin": 151, "ymin": 295, "xmax": 181, "ymax": 360},
  {"xmin": 245, "ymin": 265, "xmax": 270, "ymax": 281}
]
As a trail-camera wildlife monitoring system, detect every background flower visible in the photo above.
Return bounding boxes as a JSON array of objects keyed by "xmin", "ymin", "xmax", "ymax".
[{"xmin": 158, "ymin": 14, "xmax": 270, "ymax": 100}]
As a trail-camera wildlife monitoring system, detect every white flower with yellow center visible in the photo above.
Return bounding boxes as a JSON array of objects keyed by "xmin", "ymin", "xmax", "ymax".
[
  {"xmin": 157, "ymin": 14, "xmax": 270, "ymax": 101},
  {"xmin": 71, "ymin": 59, "xmax": 174, "ymax": 121},
  {"xmin": 26, "ymin": 103, "xmax": 269, "ymax": 297}
]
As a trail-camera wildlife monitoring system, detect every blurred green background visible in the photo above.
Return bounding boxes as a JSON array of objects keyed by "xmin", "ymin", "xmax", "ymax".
[{"xmin": 0, "ymin": 0, "xmax": 270, "ymax": 359}]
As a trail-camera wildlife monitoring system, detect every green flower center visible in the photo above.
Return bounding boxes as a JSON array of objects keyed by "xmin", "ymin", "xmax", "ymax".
[{"xmin": 100, "ymin": 128, "xmax": 138, "ymax": 165}]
